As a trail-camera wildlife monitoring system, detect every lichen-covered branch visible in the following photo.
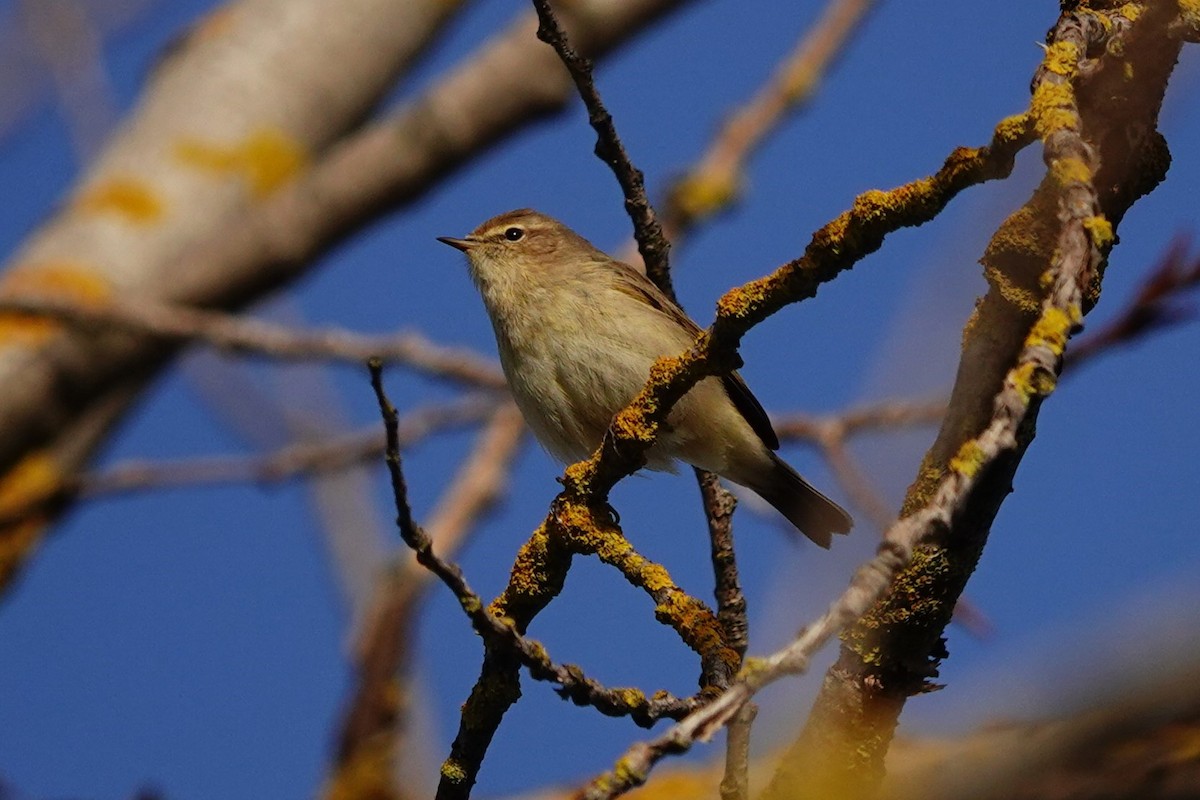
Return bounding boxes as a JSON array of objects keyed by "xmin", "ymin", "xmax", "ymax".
[
  {"xmin": 560, "ymin": 109, "xmax": 1033, "ymax": 506},
  {"xmin": 576, "ymin": 29, "xmax": 1109, "ymax": 789},
  {"xmin": 772, "ymin": 5, "xmax": 1183, "ymax": 798},
  {"xmin": 366, "ymin": 365, "xmax": 711, "ymax": 800}
]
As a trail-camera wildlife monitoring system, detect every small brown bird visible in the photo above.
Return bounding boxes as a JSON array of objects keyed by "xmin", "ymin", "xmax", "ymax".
[{"xmin": 439, "ymin": 209, "xmax": 852, "ymax": 546}]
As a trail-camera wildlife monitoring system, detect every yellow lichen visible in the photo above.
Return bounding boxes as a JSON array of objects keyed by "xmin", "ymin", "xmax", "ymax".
[
  {"xmin": 175, "ymin": 127, "xmax": 308, "ymax": 198},
  {"xmin": 983, "ymin": 263, "xmax": 1041, "ymax": 312},
  {"xmin": 459, "ymin": 595, "xmax": 482, "ymax": 615},
  {"xmin": 1042, "ymin": 41, "xmax": 1080, "ymax": 77},
  {"xmin": 613, "ymin": 755, "xmax": 647, "ymax": 787},
  {"xmin": 1119, "ymin": 2, "xmax": 1144, "ymax": 22},
  {"xmin": 1179, "ymin": 0, "xmax": 1200, "ymax": 33},
  {"xmin": 439, "ymin": 759, "xmax": 468, "ymax": 783},
  {"xmin": 1051, "ymin": 156, "xmax": 1094, "ymax": 187},
  {"xmin": 72, "ymin": 177, "xmax": 165, "ymax": 223},
  {"xmin": 1082, "ymin": 215, "xmax": 1114, "ymax": 249},
  {"xmin": 994, "ymin": 112, "xmax": 1032, "ymax": 144},
  {"xmin": 638, "ymin": 563, "xmax": 674, "ymax": 593},
  {"xmin": 949, "ymin": 440, "xmax": 986, "ymax": 478},
  {"xmin": 1026, "ymin": 306, "xmax": 1076, "ymax": 356},
  {"xmin": 1031, "ymin": 81, "xmax": 1079, "ymax": 139},
  {"xmin": 738, "ymin": 656, "xmax": 768, "ymax": 681},
  {"xmin": 670, "ymin": 171, "xmax": 740, "ymax": 220},
  {"xmin": 1090, "ymin": 9, "xmax": 1115, "ymax": 32},
  {"xmin": 852, "ymin": 189, "xmax": 892, "ymax": 222},
  {"xmin": 1008, "ymin": 361, "xmax": 1039, "ymax": 403}
]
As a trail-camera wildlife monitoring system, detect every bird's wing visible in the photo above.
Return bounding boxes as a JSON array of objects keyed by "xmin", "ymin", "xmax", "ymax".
[{"xmin": 609, "ymin": 262, "xmax": 780, "ymax": 451}]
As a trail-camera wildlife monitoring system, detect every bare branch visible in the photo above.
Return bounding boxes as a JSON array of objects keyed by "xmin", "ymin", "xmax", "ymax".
[
  {"xmin": 530, "ymin": 0, "xmax": 672, "ymax": 290},
  {"xmin": 77, "ymin": 396, "xmax": 498, "ymax": 498}
]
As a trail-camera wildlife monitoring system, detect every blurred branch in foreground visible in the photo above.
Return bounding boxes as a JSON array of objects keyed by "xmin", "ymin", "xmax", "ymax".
[
  {"xmin": 0, "ymin": 0, "xmax": 698, "ymax": 598},
  {"xmin": 0, "ymin": 296, "xmax": 507, "ymax": 389},
  {"xmin": 662, "ymin": 0, "xmax": 876, "ymax": 244},
  {"xmin": 506, "ymin": 652, "xmax": 1200, "ymax": 800}
]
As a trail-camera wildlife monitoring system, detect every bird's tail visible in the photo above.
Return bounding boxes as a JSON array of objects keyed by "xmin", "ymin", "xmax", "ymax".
[{"xmin": 752, "ymin": 453, "xmax": 853, "ymax": 548}]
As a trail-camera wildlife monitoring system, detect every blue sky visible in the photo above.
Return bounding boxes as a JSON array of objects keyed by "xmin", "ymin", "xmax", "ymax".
[{"xmin": 1, "ymin": 2, "xmax": 1198, "ymax": 798}]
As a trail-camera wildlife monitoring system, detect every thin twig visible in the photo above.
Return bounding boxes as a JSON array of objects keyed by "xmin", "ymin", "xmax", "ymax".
[
  {"xmin": 531, "ymin": 4, "xmax": 758, "ymax": 790},
  {"xmin": 772, "ymin": 398, "xmax": 947, "ymax": 445},
  {"xmin": 0, "ymin": 296, "xmax": 506, "ymax": 389},
  {"xmin": 530, "ymin": 0, "xmax": 672, "ymax": 291},
  {"xmin": 719, "ymin": 702, "xmax": 758, "ymax": 800},
  {"xmin": 697, "ymin": 470, "xmax": 747, "ymax": 664},
  {"xmin": 328, "ymin": 401, "xmax": 525, "ymax": 800}
]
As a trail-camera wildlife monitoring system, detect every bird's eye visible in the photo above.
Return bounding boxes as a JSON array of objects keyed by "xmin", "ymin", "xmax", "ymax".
[{"xmin": 503, "ymin": 227, "xmax": 524, "ymax": 241}]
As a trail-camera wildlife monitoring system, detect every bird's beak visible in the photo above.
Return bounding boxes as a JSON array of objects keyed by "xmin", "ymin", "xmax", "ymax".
[{"xmin": 437, "ymin": 236, "xmax": 479, "ymax": 252}]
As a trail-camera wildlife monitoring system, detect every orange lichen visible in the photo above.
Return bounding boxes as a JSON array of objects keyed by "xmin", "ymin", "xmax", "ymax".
[
  {"xmin": 72, "ymin": 176, "xmax": 165, "ymax": 223},
  {"xmin": 0, "ymin": 451, "xmax": 62, "ymax": 591},
  {"xmin": 0, "ymin": 263, "xmax": 113, "ymax": 345},
  {"xmin": 717, "ymin": 282, "xmax": 766, "ymax": 320},
  {"xmin": 175, "ymin": 127, "xmax": 307, "ymax": 198}
]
